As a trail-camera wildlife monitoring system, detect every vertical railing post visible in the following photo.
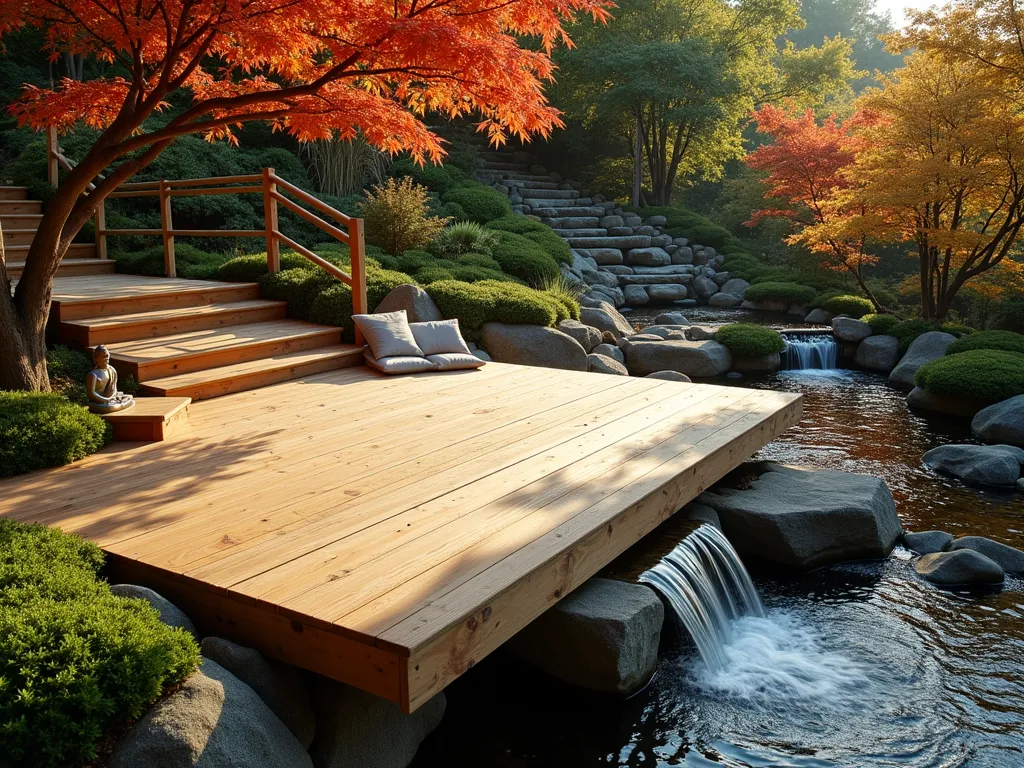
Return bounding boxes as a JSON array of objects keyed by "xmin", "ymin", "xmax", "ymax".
[
  {"xmin": 94, "ymin": 197, "xmax": 107, "ymax": 260},
  {"xmin": 46, "ymin": 126, "xmax": 59, "ymax": 188},
  {"xmin": 350, "ymin": 217, "xmax": 368, "ymax": 345},
  {"xmin": 262, "ymin": 167, "xmax": 280, "ymax": 273},
  {"xmin": 159, "ymin": 180, "xmax": 176, "ymax": 277}
]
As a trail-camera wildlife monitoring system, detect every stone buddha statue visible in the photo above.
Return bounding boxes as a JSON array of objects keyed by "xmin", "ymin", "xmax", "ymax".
[{"xmin": 86, "ymin": 345, "xmax": 135, "ymax": 414}]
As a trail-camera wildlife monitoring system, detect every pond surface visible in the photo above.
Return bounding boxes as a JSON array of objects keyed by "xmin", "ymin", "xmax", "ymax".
[{"xmin": 413, "ymin": 370, "xmax": 1024, "ymax": 768}]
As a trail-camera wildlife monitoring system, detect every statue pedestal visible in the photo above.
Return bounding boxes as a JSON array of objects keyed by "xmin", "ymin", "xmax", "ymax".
[{"xmin": 101, "ymin": 397, "xmax": 191, "ymax": 442}]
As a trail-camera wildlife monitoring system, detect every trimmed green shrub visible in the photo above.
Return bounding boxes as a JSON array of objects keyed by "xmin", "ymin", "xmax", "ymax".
[
  {"xmin": 415, "ymin": 265, "xmax": 458, "ymax": 284},
  {"xmin": 441, "ymin": 185, "xmax": 513, "ymax": 224},
  {"xmin": 213, "ymin": 251, "xmax": 313, "ymax": 282},
  {"xmin": 424, "ymin": 280, "xmax": 560, "ymax": 341},
  {"xmin": 430, "ymin": 221, "xmax": 500, "ymax": 258},
  {"xmin": 822, "ymin": 295, "xmax": 874, "ymax": 318},
  {"xmin": 449, "ymin": 265, "xmax": 514, "ymax": 283},
  {"xmin": 946, "ymin": 330, "xmax": 1024, "ymax": 356},
  {"xmin": 863, "ymin": 313, "xmax": 901, "ymax": 336},
  {"xmin": 486, "ymin": 215, "xmax": 572, "ymax": 265},
  {"xmin": 308, "ymin": 267, "xmax": 415, "ymax": 342},
  {"xmin": 393, "ymin": 250, "xmax": 437, "ymax": 275},
  {"xmin": 46, "ymin": 346, "xmax": 93, "ymax": 404},
  {"xmin": 258, "ymin": 267, "xmax": 334, "ymax": 318},
  {"xmin": 991, "ymin": 300, "xmax": 1024, "ymax": 333},
  {"xmin": 914, "ymin": 350, "xmax": 1024, "ymax": 403},
  {"xmin": 715, "ymin": 324, "xmax": 786, "ymax": 358},
  {"xmin": 489, "ymin": 231, "xmax": 560, "ymax": 286},
  {"xmin": 113, "ymin": 243, "xmax": 229, "ymax": 279},
  {"xmin": 0, "ymin": 392, "xmax": 111, "ymax": 477},
  {"xmin": 743, "ymin": 282, "xmax": 818, "ymax": 307},
  {"xmin": 388, "ymin": 158, "xmax": 472, "ymax": 195},
  {"xmin": 0, "ymin": 519, "xmax": 200, "ymax": 766},
  {"xmin": 455, "ymin": 252, "xmax": 503, "ymax": 271}
]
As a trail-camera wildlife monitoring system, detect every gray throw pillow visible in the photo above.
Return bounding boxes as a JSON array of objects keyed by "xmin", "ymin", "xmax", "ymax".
[
  {"xmin": 427, "ymin": 353, "xmax": 486, "ymax": 371},
  {"xmin": 409, "ymin": 319, "xmax": 472, "ymax": 356},
  {"xmin": 354, "ymin": 310, "xmax": 424, "ymax": 359},
  {"xmin": 364, "ymin": 350, "xmax": 437, "ymax": 374}
]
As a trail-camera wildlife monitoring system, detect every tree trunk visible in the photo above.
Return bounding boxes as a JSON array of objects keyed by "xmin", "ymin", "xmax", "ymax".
[
  {"xmin": 0, "ymin": 223, "xmax": 50, "ymax": 391},
  {"xmin": 631, "ymin": 116, "xmax": 642, "ymax": 209}
]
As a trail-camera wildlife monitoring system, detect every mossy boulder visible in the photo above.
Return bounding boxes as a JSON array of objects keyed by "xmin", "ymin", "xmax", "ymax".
[{"xmin": 915, "ymin": 350, "xmax": 1024, "ymax": 404}]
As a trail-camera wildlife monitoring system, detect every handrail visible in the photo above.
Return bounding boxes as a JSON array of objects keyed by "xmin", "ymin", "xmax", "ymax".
[{"xmin": 48, "ymin": 126, "xmax": 106, "ymax": 256}]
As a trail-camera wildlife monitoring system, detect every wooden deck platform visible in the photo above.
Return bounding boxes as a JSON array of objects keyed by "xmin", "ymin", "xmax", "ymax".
[{"xmin": 0, "ymin": 362, "xmax": 801, "ymax": 712}]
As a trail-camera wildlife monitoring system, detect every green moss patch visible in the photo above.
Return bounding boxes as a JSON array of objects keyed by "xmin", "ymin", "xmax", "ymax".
[
  {"xmin": 946, "ymin": 330, "xmax": 1024, "ymax": 356},
  {"xmin": 743, "ymin": 281, "xmax": 818, "ymax": 307},
  {"xmin": 914, "ymin": 349, "xmax": 1024, "ymax": 403},
  {"xmin": 714, "ymin": 324, "xmax": 786, "ymax": 358},
  {"xmin": 821, "ymin": 294, "xmax": 873, "ymax": 318}
]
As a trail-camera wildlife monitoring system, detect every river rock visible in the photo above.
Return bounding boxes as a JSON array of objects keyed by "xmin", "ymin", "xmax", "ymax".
[
  {"xmin": 627, "ymin": 247, "xmax": 671, "ymax": 267},
  {"xmin": 481, "ymin": 323, "xmax": 587, "ymax": 371},
  {"xmin": 697, "ymin": 462, "xmax": 902, "ymax": 570},
  {"xmin": 507, "ymin": 578, "xmax": 663, "ymax": 696},
  {"xmin": 110, "ymin": 584, "xmax": 197, "ymax": 638},
  {"xmin": 201, "ymin": 637, "xmax": 316, "ymax": 749},
  {"xmin": 580, "ymin": 305, "xmax": 635, "ymax": 341},
  {"xmin": 647, "ymin": 283, "xmax": 689, "ymax": 302},
  {"xmin": 950, "ymin": 536, "xmax": 1024, "ymax": 573},
  {"xmin": 654, "ymin": 312, "xmax": 689, "ymax": 325},
  {"xmin": 731, "ymin": 353, "xmax": 781, "ymax": 373},
  {"xmin": 889, "ymin": 332, "xmax": 956, "ymax": 389},
  {"xmin": 374, "ymin": 284, "xmax": 443, "ymax": 324},
  {"xmin": 108, "ymin": 659, "xmax": 313, "ymax": 768},
  {"xmin": 972, "ymin": 395, "xmax": 1024, "ymax": 447},
  {"xmin": 804, "ymin": 308, "xmax": 833, "ymax": 324},
  {"xmin": 719, "ymin": 278, "xmax": 751, "ymax": 296},
  {"xmin": 623, "ymin": 285, "xmax": 650, "ymax": 305},
  {"xmin": 854, "ymin": 335, "xmax": 900, "ymax": 372},
  {"xmin": 589, "ymin": 353, "xmax": 629, "ymax": 376},
  {"xmin": 592, "ymin": 343, "xmax": 624, "ymax": 363},
  {"xmin": 672, "ymin": 246, "xmax": 694, "ymax": 265},
  {"xmin": 922, "ymin": 444, "xmax": 1024, "ymax": 487},
  {"xmin": 708, "ymin": 292, "xmax": 743, "ymax": 308},
  {"xmin": 741, "ymin": 299, "xmax": 790, "ymax": 312},
  {"xmin": 902, "ymin": 530, "xmax": 953, "ymax": 555},
  {"xmin": 589, "ymin": 248, "xmax": 625, "ymax": 266},
  {"xmin": 684, "ymin": 326, "xmax": 717, "ymax": 341},
  {"xmin": 914, "ymin": 549, "xmax": 1004, "ymax": 586},
  {"xmin": 906, "ymin": 387, "xmax": 987, "ymax": 418},
  {"xmin": 646, "ymin": 370, "xmax": 692, "ymax": 382},
  {"xmin": 310, "ymin": 678, "xmax": 445, "ymax": 768},
  {"xmin": 832, "ymin": 317, "xmax": 873, "ymax": 343},
  {"xmin": 557, "ymin": 319, "xmax": 602, "ymax": 353},
  {"xmin": 622, "ymin": 339, "xmax": 732, "ymax": 378},
  {"xmin": 692, "ymin": 275, "xmax": 718, "ymax": 300}
]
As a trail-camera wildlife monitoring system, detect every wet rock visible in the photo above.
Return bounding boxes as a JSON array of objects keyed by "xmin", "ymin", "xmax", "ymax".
[
  {"xmin": 719, "ymin": 278, "xmax": 751, "ymax": 296},
  {"xmin": 950, "ymin": 536, "xmax": 1024, "ymax": 574},
  {"xmin": 698, "ymin": 462, "xmax": 902, "ymax": 570},
  {"xmin": 622, "ymin": 339, "xmax": 732, "ymax": 378},
  {"xmin": 804, "ymin": 308, "xmax": 833, "ymax": 324},
  {"xmin": 374, "ymin": 284, "xmax": 443, "ymax": 324},
  {"xmin": 914, "ymin": 550, "xmax": 1004, "ymax": 586},
  {"xmin": 682, "ymin": 502, "xmax": 722, "ymax": 532},
  {"xmin": 654, "ymin": 311, "xmax": 689, "ymax": 326},
  {"xmin": 906, "ymin": 387, "xmax": 987, "ymax": 418},
  {"xmin": 922, "ymin": 444, "xmax": 1024, "ymax": 488},
  {"xmin": 627, "ymin": 247, "xmax": 671, "ymax": 267},
  {"xmin": 507, "ymin": 578, "xmax": 663, "ymax": 696},
  {"xmin": 902, "ymin": 530, "xmax": 953, "ymax": 555},
  {"xmin": 557, "ymin": 319, "xmax": 603, "ymax": 353},
  {"xmin": 647, "ymin": 284, "xmax": 689, "ymax": 302},
  {"xmin": 832, "ymin": 317, "xmax": 873, "ymax": 343},
  {"xmin": 854, "ymin": 335, "xmax": 900, "ymax": 373},
  {"xmin": 588, "ymin": 353, "xmax": 629, "ymax": 376},
  {"xmin": 623, "ymin": 285, "xmax": 650, "ymax": 305},
  {"xmin": 972, "ymin": 395, "xmax": 1024, "ymax": 447},
  {"xmin": 692, "ymin": 275, "xmax": 718, "ymax": 301},
  {"xmin": 731, "ymin": 353, "xmax": 781, "ymax": 373},
  {"xmin": 708, "ymin": 292, "xmax": 743, "ymax": 308},
  {"xmin": 481, "ymin": 324, "xmax": 587, "ymax": 371},
  {"xmin": 110, "ymin": 584, "xmax": 197, "ymax": 638},
  {"xmin": 580, "ymin": 305, "xmax": 635, "ymax": 341},
  {"xmin": 645, "ymin": 371, "xmax": 692, "ymax": 383},
  {"xmin": 592, "ymin": 343, "xmax": 624, "ymax": 363},
  {"xmin": 889, "ymin": 332, "xmax": 956, "ymax": 390}
]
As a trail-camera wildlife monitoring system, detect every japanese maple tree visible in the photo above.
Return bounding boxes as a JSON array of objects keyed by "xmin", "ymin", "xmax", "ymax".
[{"xmin": 0, "ymin": 0, "xmax": 611, "ymax": 391}]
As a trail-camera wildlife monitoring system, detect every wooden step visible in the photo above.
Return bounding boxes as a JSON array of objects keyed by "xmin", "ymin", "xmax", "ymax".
[
  {"xmin": 108, "ymin": 320, "xmax": 343, "ymax": 380},
  {"xmin": 102, "ymin": 397, "xmax": 191, "ymax": 441},
  {"xmin": 140, "ymin": 345, "xmax": 364, "ymax": 400},
  {"xmin": 61, "ymin": 299, "xmax": 289, "ymax": 346},
  {"xmin": 0, "ymin": 213, "xmax": 42, "ymax": 230},
  {"xmin": 5, "ymin": 257, "xmax": 113, "ymax": 279},
  {"xmin": 0, "ymin": 187, "xmax": 29, "ymax": 201},
  {"xmin": 5, "ymin": 243, "xmax": 97, "ymax": 262},
  {"xmin": 52, "ymin": 277, "xmax": 262, "ymax": 321},
  {"xmin": 0, "ymin": 199, "xmax": 42, "ymax": 215},
  {"xmin": 3, "ymin": 229, "xmax": 39, "ymax": 246}
]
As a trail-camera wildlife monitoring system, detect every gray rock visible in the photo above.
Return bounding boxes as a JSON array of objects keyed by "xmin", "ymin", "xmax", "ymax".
[
  {"xmin": 922, "ymin": 444, "xmax": 1024, "ymax": 487},
  {"xmin": 557, "ymin": 319, "xmax": 603, "ymax": 353},
  {"xmin": 592, "ymin": 342, "xmax": 624, "ymax": 363},
  {"xmin": 832, "ymin": 317, "xmax": 873, "ymax": 343},
  {"xmin": 804, "ymin": 308, "xmax": 833, "ymax": 324},
  {"xmin": 950, "ymin": 536, "xmax": 1024, "ymax": 574},
  {"xmin": 1018, "ymin": 477, "xmax": 1024, "ymax": 492},
  {"xmin": 481, "ymin": 323, "xmax": 587, "ymax": 371},
  {"xmin": 108, "ymin": 659, "xmax": 313, "ymax": 768},
  {"xmin": 855, "ymin": 335, "xmax": 900, "ymax": 372},
  {"xmin": 645, "ymin": 370, "xmax": 692, "ymax": 382},
  {"xmin": 914, "ymin": 550, "xmax": 1004, "ymax": 586},
  {"xmin": 671, "ymin": 247, "xmax": 694, "ymax": 265},
  {"xmin": 972, "ymin": 395, "xmax": 1024, "ymax": 447},
  {"xmin": 589, "ymin": 248, "xmax": 624, "ymax": 266},
  {"xmin": 654, "ymin": 312, "xmax": 689, "ymax": 326},
  {"xmin": 906, "ymin": 387, "xmax": 986, "ymax": 417},
  {"xmin": 692, "ymin": 275, "xmax": 718, "ymax": 301},
  {"xmin": 373, "ymin": 284, "xmax": 443, "ymax": 324},
  {"xmin": 623, "ymin": 284, "xmax": 650, "ymax": 305},
  {"xmin": 310, "ymin": 678, "xmax": 445, "ymax": 768},
  {"xmin": 741, "ymin": 299, "xmax": 790, "ymax": 312},
  {"xmin": 719, "ymin": 278, "xmax": 750, "ymax": 296},
  {"xmin": 889, "ymin": 332, "xmax": 956, "ymax": 390},
  {"xmin": 903, "ymin": 530, "xmax": 953, "ymax": 555},
  {"xmin": 647, "ymin": 215, "xmax": 668, "ymax": 227},
  {"xmin": 600, "ymin": 215, "xmax": 624, "ymax": 228},
  {"xmin": 708, "ymin": 292, "xmax": 743, "ymax": 308},
  {"xmin": 473, "ymin": 349, "xmax": 492, "ymax": 362},
  {"xmin": 647, "ymin": 283, "xmax": 689, "ymax": 302},
  {"xmin": 588, "ymin": 353, "xmax": 629, "ymax": 376},
  {"xmin": 623, "ymin": 339, "xmax": 732, "ymax": 378},
  {"xmin": 626, "ymin": 247, "xmax": 672, "ymax": 267},
  {"xmin": 111, "ymin": 584, "xmax": 197, "ymax": 638},
  {"xmin": 684, "ymin": 326, "xmax": 717, "ymax": 341},
  {"xmin": 626, "ymin": 333, "xmax": 664, "ymax": 342},
  {"xmin": 602, "ymin": 265, "xmax": 634, "ymax": 275},
  {"xmin": 507, "ymin": 578, "xmax": 663, "ymax": 696},
  {"xmin": 580, "ymin": 305, "xmax": 635, "ymax": 341},
  {"xmin": 698, "ymin": 463, "xmax": 902, "ymax": 570},
  {"xmin": 731, "ymin": 352, "xmax": 781, "ymax": 373},
  {"xmin": 683, "ymin": 502, "xmax": 722, "ymax": 532},
  {"xmin": 200, "ymin": 638, "xmax": 316, "ymax": 749}
]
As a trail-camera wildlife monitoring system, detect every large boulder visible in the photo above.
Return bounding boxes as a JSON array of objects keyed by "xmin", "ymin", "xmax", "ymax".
[
  {"xmin": 902, "ymin": 530, "xmax": 953, "ymax": 555},
  {"xmin": 580, "ymin": 305, "xmax": 635, "ymax": 341},
  {"xmin": 692, "ymin": 275, "xmax": 718, "ymax": 300},
  {"xmin": 922, "ymin": 444, "xmax": 1024, "ymax": 488},
  {"xmin": 481, "ymin": 323, "xmax": 587, "ymax": 371},
  {"xmin": 588, "ymin": 353, "xmax": 629, "ymax": 376},
  {"xmin": 108, "ymin": 659, "xmax": 313, "ymax": 768},
  {"xmin": 373, "ymin": 284, "xmax": 443, "ymax": 324},
  {"xmin": 110, "ymin": 584, "xmax": 197, "ymax": 638},
  {"xmin": 889, "ymin": 332, "xmax": 956, "ymax": 389},
  {"xmin": 832, "ymin": 317, "xmax": 873, "ymax": 343},
  {"xmin": 647, "ymin": 283, "xmax": 689, "ymax": 302},
  {"xmin": 589, "ymin": 248, "xmax": 624, "ymax": 266},
  {"xmin": 972, "ymin": 395, "xmax": 1024, "ymax": 447},
  {"xmin": 697, "ymin": 462, "xmax": 902, "ymax": 570},
  {"xmin": 731, "ymin": 352, "xmax": 781, "ymax": 373},
  {"xmin": 914, "ymin": 550, "xmax": 1004, "ymax": 586},
  {"xmin": 623, "ymin": 284, "xmax": 650, "ymax": 305},
  {"xmin": 592, "ymin": 342, "xmax": 624, "ymax": 363},
  {"xmin": 645, "ymin": 371, "xmax": 692, "ymax": 383},
  {"xmin": 719, "ymin": 278, "xmax": 751, "ymax": 296},
  {"xmin": 557, "ymin": 319, "xmax": 602, "ymax": 353},
  {"xmin": 804, "ymin": 308, "xmax": 832, "ymax": 325},
  {"xmin": 906, "ymin": 387, "xmax": 987, "ymax": 418},
  {"xmin": 310, "ymin": 679, "xmax": 445, "ymax": 768},
  {"xmin": 708, "ymin": 292, "xmax": 743, "ymax": 308},
  {"xmin": 622, "ymin": 339, "xmax": 732, "ymax": 378},
  {"xmin": 854, "ymin": 335, "xmax": 900, "ymax": 373},
  {"xmin": 950, "ymin": 536, "xmax": 1024, "ymax": 574},
  {"xmin": 201, "ymin": 637, "xmax": 316, "ymax": 749},
  {"xmin": 506, "ymin": 578, "xmax": 663, "ymax": 696}
]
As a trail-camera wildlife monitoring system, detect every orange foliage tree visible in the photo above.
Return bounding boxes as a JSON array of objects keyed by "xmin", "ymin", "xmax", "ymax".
[
  {"xmin": 744, "ymin": 104, "xmax": 887, "ymax": 310},
  {"xmin": 0, "ymin": 0, "xmax": 610, "ymax": 391}
]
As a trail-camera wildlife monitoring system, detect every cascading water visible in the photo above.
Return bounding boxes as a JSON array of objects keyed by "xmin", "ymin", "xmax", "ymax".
[
  {"xmin": 639, "ymin": 524, "xmax": 764, "ymax": 671},
  {"xmin": 780, "ymin": 332, "xmax": 838, "ymax": 370}
]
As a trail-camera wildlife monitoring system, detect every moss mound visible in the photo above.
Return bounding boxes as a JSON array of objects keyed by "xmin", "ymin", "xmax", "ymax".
[
  {"xmin": 714, "ymin": 324, "xmax": 786, "ymax": 358},
  {"xmin": 862, "ymin": 313, "xmax": 900, "ymax": 336},
  {"xmin": 946, "ymin": 329, "xmax": 1024, "ymax": 356},
  {"xmin": 743, "ymin": 282, "xmax": 818, "ymax": 307},
  {"xmin": 914, "ymin": 349, "xmax": 1024, "ymax": 403},
  {"xmin": 821, "ymin": 294, "xmax": 873, "ymax": 318},
  {"xmin": 424, "ymin": 280, "xmax": 563, "ymax": 341},
  {"xmin": 0, "ymin": 392, "xmax": 111, "ymax": 477},
  {"xmin": 489, "ymin": 231, "xmax": 561, "ymax": 286},
  {"xmin": 441, "ymin": 186, "xmax": 513, "ymax": 224}
]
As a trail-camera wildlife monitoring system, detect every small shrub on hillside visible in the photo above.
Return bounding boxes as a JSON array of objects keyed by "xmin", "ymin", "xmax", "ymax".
[
  {"xmin": 424, "ymin": 280, "xmax": 559, "ymax": 341},
  {"xmin": 915, "ymin": 350, "xmax": 1024, "ymax": 403},
  {"xmin": 540, "ymin": 274, "xmax": 583, "ymax": 321},
  {"xmin": 991, "ymin": 300, "xmax": 1024, "ymax": 333},
  {"xmin": 360, "ymin": 177, "xmax": 451, "ymax": 254},
  {"xmin": 456, "ymin": 252, "xmax": 503, "ymax": 270},
  {"xmin": 441, "ymin": 185, "xmax": 513, "ymax": 224},
  {"xmin": 308, "ymin": 268, "xmax": 415, "ymax": 342},
  {"xmin": 431, "ymin": 221, "xmax": 500, "ymax": 257},
  {"xmin": 415, "ymin": 265, "xmax": 458, "ymax": 284},
  {"xmin": 490, "ymin": 231, "xmax": 560, "ymax": 286},
  {"xmin": 946, "ymin": 330, "xmax": 1024, "ymax": 356},
  {"xmin": 743, "ymin": 282, "xmax": 818, "ymax": 307},
  {"xmin": 113, "ymin": 243, "xmax": 228, "ymax": 279},
  {"xmin": 486, "ymin": 215, "xmax": 573, "ymax": 265},
  {"xmin": 863, "ymin": 313, "xmax": 901, "ymax": 336},
  {"xmin": 450, "ymin": 265, "xmax": 515, "ymax": 283},
  {"xmin": 715, "ymin": 324, "xmax": 786, "ymax": 358},
  {"xmin": 0, "ymin": 520, "xmax": 200, "ymax": 767},
  {"xmin": 0, "ymin": 392, "xmax": 111, "ymax": 477},
  {"xmin": 822, "ymin": 295, "xmax": 874, "ymax": 318},
  {"xmin": 258, "ymin": 268, "xmax": 334, "ymax": 319},
  {"xmin": 212, "ymin": 251, "xmax": 312, "ymax": 282},
  {"xmin": 393, "ymin": 250, "xmax": 437, "ymax": 275}
]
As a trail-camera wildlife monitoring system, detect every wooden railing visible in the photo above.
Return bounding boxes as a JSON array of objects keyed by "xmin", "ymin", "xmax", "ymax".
[{"xmin": 46, "ymin": 128, "xmax": 368, "ymax": 330}]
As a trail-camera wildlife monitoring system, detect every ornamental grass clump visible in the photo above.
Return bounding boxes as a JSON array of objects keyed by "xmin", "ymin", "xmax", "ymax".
[
  {"xmin": 431, "ymin": 221, "xmax": 501, "ymax": 258},
  {"xmin": 914, "ymin": 350, "xmax": 1024, "ymax": 403},
  {"xmin": 714, "ymin": 324, "xmax": 786, "ymax": 358},
  {"xmin": 360, "ymin": 177, "xmax": 451, "ymax": 254},
  {"xmin": 0, "ymin": 392, "xmax": 111, "ymax": 477}
]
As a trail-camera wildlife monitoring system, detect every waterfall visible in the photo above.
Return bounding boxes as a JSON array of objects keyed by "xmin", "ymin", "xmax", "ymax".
[
  {"xmin": 781, "ymin": 332, "xmax": 837, "ymax": 370},
  {"xmin": 639, "ymin": 525, "xmax": 764, "ymax": 672}
]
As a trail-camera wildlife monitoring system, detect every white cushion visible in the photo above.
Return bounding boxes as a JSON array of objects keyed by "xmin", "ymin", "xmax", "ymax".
[
  {"xmin": 409, "ymin": 319, "xmax": 472, "ymax": 356},
  {"xmin": 363, "ymin": 350, "xmax": 437, "ymax": 374},
  {"xmin": 354, "ymin": 310, "xmax": 423, "ymax": 359},
  {"xmin": 427, "ymin": 353, "xmax": 486, "ymax": 371}
]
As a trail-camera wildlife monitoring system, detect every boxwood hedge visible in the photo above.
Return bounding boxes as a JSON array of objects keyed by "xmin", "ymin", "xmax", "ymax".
[
  {"xmin": 714, "ymin": 324, "xmax": 786, "ymax": 358},
  {"xmin": 821, "ymin": 294, "xmax": 874, "ymax": 318},
  {"xmin": 0, "ymin": 392, "xmax": 111, "ymax": 477},
  {"xmin": 914, "ymin": 349, "xmax": 1024, "ymax": 403},
  {"xmin": 946, "ymin": 330, "xmax": 1024, "ymax": 356},
  {"xmin": 424, "ymin": 279, "xmax": 563, "ymax": 341}
]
